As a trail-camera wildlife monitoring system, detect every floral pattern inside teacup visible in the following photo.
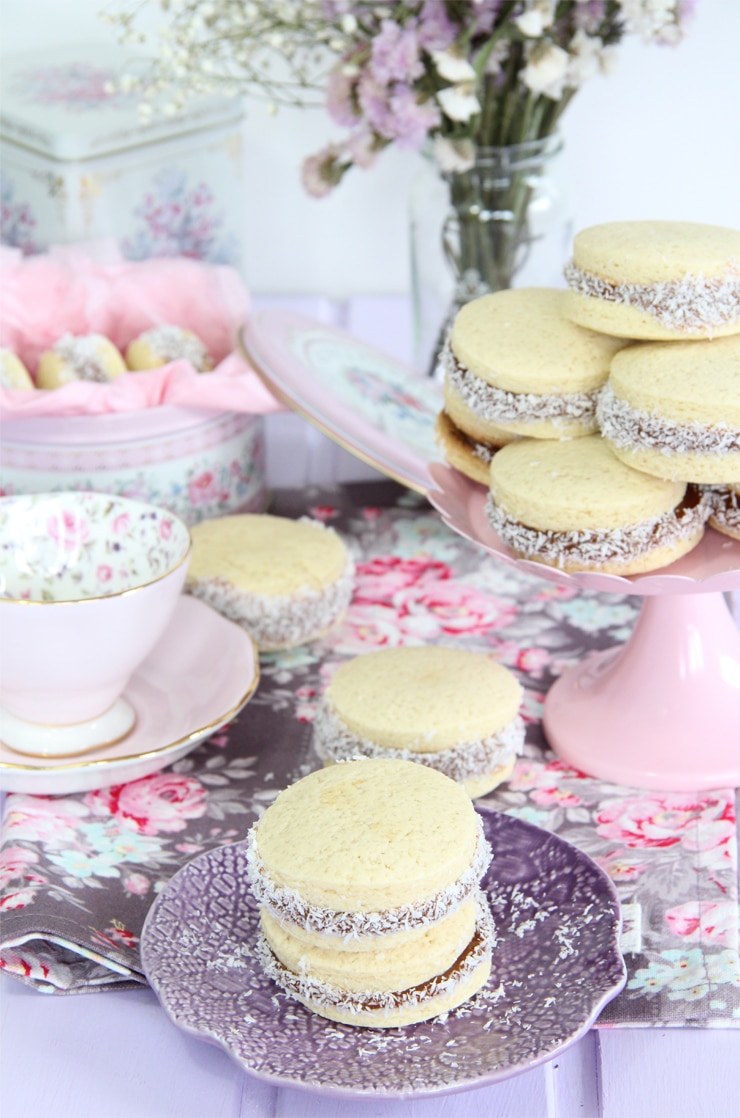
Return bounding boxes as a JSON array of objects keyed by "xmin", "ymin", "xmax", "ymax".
[{"xmin": 0, "ymin": 492, "xmax": 190, "ymax": 601}]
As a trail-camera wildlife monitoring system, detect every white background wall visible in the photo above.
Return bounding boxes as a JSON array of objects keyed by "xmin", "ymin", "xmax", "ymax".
[{"xmin": 2, "ymin": 0, "xmax": 739, "ymax": 299}]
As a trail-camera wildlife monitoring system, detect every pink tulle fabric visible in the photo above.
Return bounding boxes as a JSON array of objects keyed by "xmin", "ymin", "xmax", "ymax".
[{"xmin": 0, "ymin": 243, "xmax": 284, "ymax": 419}]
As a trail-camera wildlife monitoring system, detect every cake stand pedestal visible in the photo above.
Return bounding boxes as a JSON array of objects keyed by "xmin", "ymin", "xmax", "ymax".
[{"xmin": 427, "ymin": 462, "xmax": 740, "ymax": 792}]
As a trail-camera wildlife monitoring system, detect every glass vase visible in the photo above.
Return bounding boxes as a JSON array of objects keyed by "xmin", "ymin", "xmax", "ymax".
[{"xmin": 409, "ymin": 134, "xmax": 571, "ymax": 376}]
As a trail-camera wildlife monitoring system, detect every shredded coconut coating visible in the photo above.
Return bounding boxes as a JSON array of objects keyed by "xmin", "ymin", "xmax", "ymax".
[
  {"xmin": 705, "ymin": 485, "xmax": 740, "ymax": 533},
  {"xmin": 485, "ymin": 490, "xmax": 711, "ymax": 569},
  {"xmin": 313, "ymin": 697, "xmax": 524, "ymax": 783},
  {"xmin": 442, "ymin": 339, "xmax": 598, "ymax": 425},
  {"xmin": 254, "ymin": 891, "xmax": 495, "ymax": 1016},
  {"xmin": 246, "ymin": 815, "xmax": 492, "ymax": 941},
  {"xmin": 140, "ymin": 325, "xmax": 211, "ymax": 371},
  {"xmin": 187, "ymin": 548, "xmax": 355, "ymax": 650},
  {"xmin": 564, "ymin": 260, "xmax": 740, "ymax": 333},
  {"xmin": 54, "ymin": 334, "xmax": 113, "ymax": 383},
  {"xmin": 597, "ymin": 385, "xmax": 740, "ymax": 456}
]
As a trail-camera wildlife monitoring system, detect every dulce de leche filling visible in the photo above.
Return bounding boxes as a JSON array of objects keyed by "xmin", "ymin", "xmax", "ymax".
[
  {"xmin": 313, "ymin": 696, "xmax": 525, "ymax": 783},
  {"xmin": 564, "ymin": 260, "xmax": 740, "ymax": 333},
  {"xmin": 255, "ymin": 891, "xmax": 494, "ymax": 1015},
  {"xmin": 706, "ymin": 485, "xmax": 740, "ymax": 532},
  {"xmin": 485, "ymin": 487, "xmax": 711, "ymax": 569},
  {"xmin": 597, "ymin": 385, "xmax": 740, "ymax": 457},
  {"xmin": 442, "ymin": 339, "xmax": 598, "ymax": 425},
  {"xmin": 246, "ymin": 815, "xmax": 492, "ymax": 941}
]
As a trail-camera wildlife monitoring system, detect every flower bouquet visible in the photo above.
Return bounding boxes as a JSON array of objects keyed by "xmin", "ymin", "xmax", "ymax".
[{"xmin": 112, "ymin": 1, "xmax": 694, "ymax": 363}]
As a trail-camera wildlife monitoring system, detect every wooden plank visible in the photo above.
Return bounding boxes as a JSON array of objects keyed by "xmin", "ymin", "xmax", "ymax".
[
  {"xmin": 0, "ymin": 981, "xmax": 246, "ymax": 1118},
  {"xmin": 273, "ymin": 1064, "xmax": 550, "ymax": 1118},
  {"xmin": 600, "ymin": 1028, "xmax": 740, "ymax": 1118}
]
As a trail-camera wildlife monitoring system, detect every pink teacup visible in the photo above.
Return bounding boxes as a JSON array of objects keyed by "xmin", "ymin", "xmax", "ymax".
[{"xmin": 0, "ymin": 491, "xmax": 191, "ymax": 755}]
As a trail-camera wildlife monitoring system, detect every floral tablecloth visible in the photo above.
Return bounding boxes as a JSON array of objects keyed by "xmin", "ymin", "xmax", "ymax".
[{"xmin": 1, "ymin": 481, "xmax": 738, "ymax": 1026}]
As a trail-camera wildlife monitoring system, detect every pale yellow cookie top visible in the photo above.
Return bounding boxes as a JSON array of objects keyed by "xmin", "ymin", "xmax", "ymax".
[
  {"xmin": 254, "ymin": 759, "xmax": 480, "ymax": 911},
  {"xmin": 36, "ymin": 334, "xmax": 127, "ymax": 389},
  {"xmin": 450, "ymin": 288, "xmax": 627, "ymax": 393},
  {"xmin": 0, "ymin": 348, "xmax": 34, "ymax": 390},
  {"xmin": 572, "ymin": 221, "xmax": 740, "ymax": 284},
  {"xmin": 489, "ymin": 435, "xmax": 686, "ymax": 531},
  {"xmin": 187, "ymin": 514, "xmax": 348, "ymax": 596},
  {"xmin": 609, "ymin": 335, "xmax": 740, "ymax": 427},
  {"xmin": 327, "ymin": 646, "xmax": 522, "ymax": 750}
]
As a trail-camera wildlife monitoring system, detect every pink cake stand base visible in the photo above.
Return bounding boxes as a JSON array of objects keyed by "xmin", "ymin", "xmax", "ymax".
[
  {"xmin": 543, "ymin": 592, "xmax": 740, "ymax": 792},
  {"xmin": 425, "ymin": 463, "xmax": 740, "ymax": 793}
]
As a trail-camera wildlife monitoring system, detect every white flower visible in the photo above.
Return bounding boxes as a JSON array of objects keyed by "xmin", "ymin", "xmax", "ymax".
[
  {"xmin": 436, "ymin": 83, "xmax": 481, "ymax": 123},
  {"xmin": 522, "ymin": 43, "xmax": 569, "ymax": 99},
  {"xmin": 566, "ymin": 30, "xmax": 603, "ymax": 88},
  {"xmin": 620, "ymin": 0, "xmax": 682, "ymax": 43},
  {"xmin": 599, "ymin": 45, "xmax": 620, "ymax": 77},
  {"xmin": 432, "ymin": 49, "xmax": 477, "ymax": 84},
  {"xmin": 433, "ymin": 135, "xmax": 476, "ymax": 173},
  {"xmin": 515, "ymin": 1, "xmax": 555, "ymax": 37}
]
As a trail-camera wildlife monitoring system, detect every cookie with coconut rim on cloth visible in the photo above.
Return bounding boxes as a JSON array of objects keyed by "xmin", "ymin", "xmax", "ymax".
[
  {"xmin": 563, "ymin": 220, "xmax": 740, "ymax": 340},
  {"xmin": 597, "ymin": 333, "xmax": 740, "ymax": 484},
  {"xmin": 246, "ymin": 758, "xmax": 494, "ymax": 1028},
  {"xmin": 125, "ymin": 324, "xmax": 214, "ymax": 372},
  {"xmin": 485, "ymin": 435, "xmax": 710, "ymax": 574},
  {"xmin": 437, "ymin": 287, "xmax": 629, "ymax": 484},
  {"xmin": 313, "ymin": 645, "xmax": 524, "ymax": 799},
  {"xmin": 36, "ymin": 333, "xmax": 127, "ymax": 388},
  {"xmin": 0, "ymin": 348, "xmax": 34, "ymax": 390},
  {"xmin": 185, "ymin": 513, "xmax": 354, "ymax": 651}
]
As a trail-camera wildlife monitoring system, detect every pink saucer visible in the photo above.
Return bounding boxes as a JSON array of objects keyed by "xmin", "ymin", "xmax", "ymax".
[{"xmin": 0, "ymin": 596, "xmax": 259, "ymax": 795}]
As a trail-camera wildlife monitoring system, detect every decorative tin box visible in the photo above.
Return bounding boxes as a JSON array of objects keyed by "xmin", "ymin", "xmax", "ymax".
[
  {"xmin": 0, "ymin": 247, "xmax": 274, "ymax": 523},
  {"xmin": 1, "ymin": 44, "xmax": 245, "ymax": 270}
]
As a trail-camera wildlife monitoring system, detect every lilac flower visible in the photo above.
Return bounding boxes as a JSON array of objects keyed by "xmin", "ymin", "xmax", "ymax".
[
  {"xmin": 326, "ymin": 63, "xmax": 361, "ymax": 127},
  {"xmin": 386, "ymin": 84, "xmax": 440, "ymax": 148},
  {"xmin": 417, "ymin": 0, "xmax": 458, "ymax": 53},
  {"xmin": 346, "ymin": 130, "xmax": 379, "ymax": 168},
  {"xmin": 357, "ymin": 73, "xmax": 396, "ymax": 136},
  {"xmin": 370, "ymin": 19, "xmax": 424, "ymax": 86},
  {"xmin": 470, "ymin": 0, "xmax": 507, "ymax": 36},
  {"xmin": 300, "ymin": 143, "xmax": 347, "ymax": 198},
  {"xmin": 575, "ymin": 1, "xmax": 609, "ymax": 35}
]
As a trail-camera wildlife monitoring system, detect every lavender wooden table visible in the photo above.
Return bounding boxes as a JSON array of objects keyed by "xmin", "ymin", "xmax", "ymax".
[{"xmin": 2, "ymin": 296, "xmax": 739, "ymax": 1117}]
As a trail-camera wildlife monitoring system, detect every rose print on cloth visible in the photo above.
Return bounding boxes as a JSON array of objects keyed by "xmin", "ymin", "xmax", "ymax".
[
  {"xmin": 86, "ymin": 774, "xmax": 208, "ymax": 836},
  {"xmin": 0, "ymin": 482, "xmax": 738, "ymax": 1027}
]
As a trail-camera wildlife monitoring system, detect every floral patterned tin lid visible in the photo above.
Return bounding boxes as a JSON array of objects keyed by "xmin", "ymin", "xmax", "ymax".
[{"xmin": 0, "ymin": 44, "xmax": 243, "ymax": 161}]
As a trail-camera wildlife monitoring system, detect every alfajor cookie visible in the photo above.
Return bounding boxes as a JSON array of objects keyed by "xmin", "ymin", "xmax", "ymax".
[
  {"xmin": 247, "ymin": 758, "xmax": 494, "ymax": 1028},
  {"xmin": 705, "ymin": 485, "xmax": 740, "ymax": 540},
  {"xmin": 564, "ymin": 221, "xmax": 740, "ymax": 340},
  {"xmin": 36, "ymin": 334, "xmax": 127, "ymax": 388},
  {"xmin": 313, "ymin": 646, "xmax": 524, "ymax": 798},
  {"xmin": 597, "ymin": 334, "xmax": 740, "ymax": 484},
  {"xmin": 125, "ymin": 325, "xmax": 214, "ymax": 372},
  {"xmin": 486, "ymin": 435, "xmax": 710, "ymax": 574},
  {"xmin": 439, "ymin": 288, "xmax": 628, "ymax": 481},
  {"xmin": 0, "ymin": 348, "xmax": 34, "ymax": 390},
  {"xmin": 186, "ymin": 513, "xmax": 354, "ymax": 651}
]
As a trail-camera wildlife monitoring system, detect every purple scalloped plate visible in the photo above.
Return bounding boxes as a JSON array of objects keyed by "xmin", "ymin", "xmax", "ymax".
[{"xmin": 140, "ymin": 810, "xmax": 626, "ymax": 1100}]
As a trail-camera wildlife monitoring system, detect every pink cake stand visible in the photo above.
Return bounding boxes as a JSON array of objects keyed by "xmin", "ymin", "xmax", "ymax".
[{"xmin": 427, "ymin": 463, "xmax": 740, "ymax": 793}]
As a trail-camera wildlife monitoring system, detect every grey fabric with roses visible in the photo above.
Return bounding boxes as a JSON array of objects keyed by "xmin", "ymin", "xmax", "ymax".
[{"xmin": 1, "ymin": 481, "xmax": 738, "ymax": 1026}]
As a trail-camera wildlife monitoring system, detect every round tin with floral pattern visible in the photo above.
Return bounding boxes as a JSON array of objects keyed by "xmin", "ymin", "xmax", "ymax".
[{"xmin": 0, "ymin": 406, "xmax": 267, "ymax": 526}]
